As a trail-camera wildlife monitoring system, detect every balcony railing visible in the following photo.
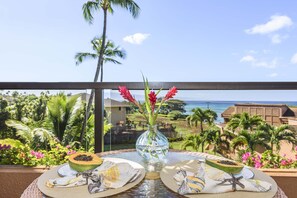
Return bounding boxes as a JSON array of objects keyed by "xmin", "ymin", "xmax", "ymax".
[{"xmin": 1, "ymin": 81, "xmax": 297, "ymax": 153}]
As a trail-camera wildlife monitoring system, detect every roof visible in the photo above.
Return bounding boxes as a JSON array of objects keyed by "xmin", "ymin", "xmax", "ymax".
[
  {"xmin": 104, "ymin": 98, "xmax": 130, "ymax": 107},
  {"xmin": 222, "ymin": 103, "xmax": 297, "ymax": 118},
  {"xmin": 221, "ymin": 106, "xmax": 235, "ymax": 117},
  {"xmin": 235, "ymin": 103, "xmax": 287, "ymax": 107}
]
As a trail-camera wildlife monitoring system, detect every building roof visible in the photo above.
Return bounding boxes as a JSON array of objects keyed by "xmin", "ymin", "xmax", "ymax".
[
  {"xmin": 235, "ymin": 103, "xmax": 287, "ymax": 107},
  {"xmin": 221, "ymin": 106, "xmax": 235, "ymax": 117},
  {"xmin": 104, "ymin": 98, "xmax": 130, "ymax": 107},
  {"xmin": 221, "ymin": 103, "xmax": 297, "ymax": 119}
]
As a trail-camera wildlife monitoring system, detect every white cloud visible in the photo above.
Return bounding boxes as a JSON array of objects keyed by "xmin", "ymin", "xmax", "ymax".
[
  {"xmin": 268, "ymin": 73, "xmax": 278, "ymax": 77},
  {"xmin": 270, "ymin": 34, "xmax": 288, "ymax": 44},
  {"xmin": 291, "ymin": 53, "xmax": 297, "ymax": 64},
  {"xmin": 245, "ymin": 15, "xmax": 293, "ymax": 35},
  {"xmin": 123, "ymin": 33, "xmax": 150, "ymax": 45},
  {"xmin": 240, "ymin": 55, "xmax": 278, "ymax": 69},
  {"xmin": 240, "ymin": 55, "xmax": 256, "ymax": 63}
]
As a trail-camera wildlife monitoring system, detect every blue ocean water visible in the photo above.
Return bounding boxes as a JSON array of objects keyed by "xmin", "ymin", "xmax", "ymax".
[{"xmin": 184, "ymin": 101, "xmax": 297, "ymax": 123}]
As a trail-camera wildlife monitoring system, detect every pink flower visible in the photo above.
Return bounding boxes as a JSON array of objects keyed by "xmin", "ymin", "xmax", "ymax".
[
  {"xmin": 295, "ymin": 146, "xmax": 297, "ymax": 151},
  {"xmin": 242, "ymin": 152, "xmax": 251, "ymax": 162},
  {"xmin": 30, "ymin": 150, "xmax": 44, "ymax": 159},
  {"xmin": 118, "ymin": 86, "xmax": 136, "ymax": 103},
  {"xmin": 66, "ymin": 145, "xmax": 71, "ymax": 149},
  {"xmin": 148, "ymin": 91, "xmax": 157, "ymax": 112},
  {"xmin": 281, "ymin": 160, "xmax": 287, "ymax": 166},
  {"xmin": 67, "ymin": 150, "xmax": 76, "ymax": 155},
  {"xmin": 254, "ymin": 162, "xmax": 263, "ymax": 168},
  {"xmin": 164, "ymin": 86, "xmax": 177, "ymax": 101}
]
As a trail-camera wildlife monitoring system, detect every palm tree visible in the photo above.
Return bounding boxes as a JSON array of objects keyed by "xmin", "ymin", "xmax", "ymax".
[
  {"xmin": 203, "ymin": 127, "xmax": 230, "ymax": 155},
  {"xmin": 75, "ymin": 37, "xmax": 126, "ymax": 82},
  {"xmin": 47, "ymin": 93, "xmax": 81, "ymax": 142},
  {"xmin": 181, "ymin": 134, "xmax": 202, "ymax": 151},
  {"xmin": 186, "ymin": 108, "xmax": 217, "ymax": 134},
  {"xmin": 227, "ymin": 112, "xmax": 263, "ymax": 132},
  {"xmin": 231, "ymin": 130, "xmax": 270, "ymax": 153},
  {"xmin": 258, "ymin": 123, "xmax": 296, "ymax": 152},
  {"xmin": 81, "ymin": 0, "xmax": 140, "ymax": 143},
  {"xmin": 75, "ymin": 37, "xmax": 126, "ymax": 142}
]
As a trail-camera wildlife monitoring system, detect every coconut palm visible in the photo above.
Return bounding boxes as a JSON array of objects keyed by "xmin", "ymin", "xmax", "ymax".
[
  {"xmin": 186, "ymin": 108, "xmax": 217, "ymax": 134},
  {"xmin": 80, "ymin": 0, "xmax": 140, "ymax": 144},
  {"xmin": 47, "ymin": 94, "xmax": 81, "ymax": 142},
  {"xmin": 227, "ymin": 112, "xmax": 263, "ymax": 132},
  {"xmin": 231, "ymin": 130, "xmax": 270, "ymax": 153},
  {"xmin": 75, "ymin": 37, "xmax": 126, "ymax": 82},
  {"xmin": 75, "ymin": 38, "xmax": 126, "ymax": 142},
  {"xmin": 258, "ymin": 123, "xmax": 296, "ymax": 152}
]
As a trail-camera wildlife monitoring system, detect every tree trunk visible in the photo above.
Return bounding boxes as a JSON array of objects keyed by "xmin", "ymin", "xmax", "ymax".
[
  {"xmin": 79, "ymin": 8, "xmax": 108, "ymax": 143},
  {"xmin": 100, "ymin": 62, "xmax": 103, "ymax": 82},
  {"xmin": 200, "ymin": 122, "xmax": 203, "ymax": 134}
]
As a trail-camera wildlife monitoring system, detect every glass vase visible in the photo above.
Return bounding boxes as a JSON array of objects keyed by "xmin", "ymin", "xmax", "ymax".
[{"xmin": 136, "ymin": 125, "xmax": 169, "ymax": 163}]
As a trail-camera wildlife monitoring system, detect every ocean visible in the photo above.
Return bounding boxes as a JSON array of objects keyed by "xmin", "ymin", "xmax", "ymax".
[{"xmin": 184, "ymin": 101, "xmax": 297, "ymax": 123}]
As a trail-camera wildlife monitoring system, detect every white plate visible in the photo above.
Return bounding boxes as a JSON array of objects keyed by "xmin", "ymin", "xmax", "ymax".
[
  {"xmin": 57, "ymin": 164, "xmax": 78, "ymax": 177},
  {"xmin": 234, "ymin": 166, "xmax": 254, "ymax": 179},
  {"xmin": 38, "ymin": 158, "xmax": 145, "ymax": 198}
]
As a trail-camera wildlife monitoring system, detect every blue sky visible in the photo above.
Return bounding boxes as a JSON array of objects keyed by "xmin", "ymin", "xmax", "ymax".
[{"xmin": 1, "ymin": 0, "xmax": 297, "ymax": 100}]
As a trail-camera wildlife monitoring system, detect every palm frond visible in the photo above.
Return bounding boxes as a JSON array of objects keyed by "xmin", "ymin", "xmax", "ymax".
[
  {"xmin": 111, "ymin": 0, "xmax": 140, "ymax": 18},
  {"xmin": 82, "ymin": 1, "xmax": 100, "ymax": 24},
  {"xmin": 75, "ymin": 53, "xmax": 98, "ymax": 65}
]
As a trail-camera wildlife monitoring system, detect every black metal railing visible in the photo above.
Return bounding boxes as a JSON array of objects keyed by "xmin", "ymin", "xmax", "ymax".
[{"xmin": 1, "ymin": 82, "xmax": 297, "ymax": 153}]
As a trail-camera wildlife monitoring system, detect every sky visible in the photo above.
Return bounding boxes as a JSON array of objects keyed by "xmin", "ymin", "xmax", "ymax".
[{"xmin": 1, "ymin": 0, "xmax": 297, "ymax": 100}]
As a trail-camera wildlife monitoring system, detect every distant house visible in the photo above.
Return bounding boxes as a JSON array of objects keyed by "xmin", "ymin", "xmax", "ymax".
[
  {"xmin": 104, "ymin": 98, "xmax": 130, "ymax": 126},
  {"xmin": 221, "ymin": 103, "xmax": 297, "ymax": 126}
]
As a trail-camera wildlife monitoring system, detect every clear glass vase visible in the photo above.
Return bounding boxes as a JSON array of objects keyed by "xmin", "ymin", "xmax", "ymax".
[{"xmin": 136, "ymin": 125, "xmax": 169, "ymax": 163}]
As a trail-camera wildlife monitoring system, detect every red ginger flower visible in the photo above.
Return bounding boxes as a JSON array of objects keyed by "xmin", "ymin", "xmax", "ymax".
[
  {"xmin": 118, "ymin": 86, "xmax": 136, "ymax": 103},
  {"xmin": 164, "ymin": 86, "xmax": 177, "ymax": 101},
  {"xmin": 148, "ymin": 91, "xmax": 157, "ymax": 112}
]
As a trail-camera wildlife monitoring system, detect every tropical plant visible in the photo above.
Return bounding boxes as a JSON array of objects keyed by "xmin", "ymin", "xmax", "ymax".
[
  {"xmin": 47, "ymin": 93, "xmax": 81, "ymax": 142},
  {"xmin": 227, "ymin": 112, "xmax": 263, "ymax": 132},
  {"xmin": 80, "ymin": 0, "xmax": 140, "ymax": 143},
  {"xmin": 258, "ymin": 123, "xmax": 296, "ymax": 152},
  {"xmin": 0, "ymin": 97, "xmax": 11, "ymax": 138},
  {"xmin": 231, "ymin": 130, "xmax": 270, "ymax": 153},
  {"xmin": 181, "ymin": 134, "xmax": 202, "ymax": 151},
  {"xmin": 186, "ymin": 108, "xmax": 217, "ymax": 134},
  {"xmin": 203, "ymin": 127, "xmax": 230, "ymax": 155},
  {"xmin": 5, "ymin": 120, "xmax": 55, "ymax": 150}
]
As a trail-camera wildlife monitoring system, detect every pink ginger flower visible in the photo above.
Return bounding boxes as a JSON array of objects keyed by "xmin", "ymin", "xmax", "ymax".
[
  {"xmin": 148, "ymin": 91, "xmax": 157, "ymax": 112},
  {"xmin": 118, "ymin": 86, "xmax": 136, "ymax": 103},
  {"xmin": 66, "ymin": 145, "xmax": 71, "ymax": 149},
  {"xmin": 164, "ymin": 86, "xmax": 177, "ymax": 101}
]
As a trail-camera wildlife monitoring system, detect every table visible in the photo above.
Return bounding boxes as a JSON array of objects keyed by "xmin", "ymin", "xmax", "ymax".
[{"xmin": 21, "ymin": 149, "xmax": 288, "ymax": 198}]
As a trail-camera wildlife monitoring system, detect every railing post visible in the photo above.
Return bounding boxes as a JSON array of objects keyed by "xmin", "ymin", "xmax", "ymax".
[{"xmin": 94, "ymin": 88, "xmax": 104, "ymax": 153}]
